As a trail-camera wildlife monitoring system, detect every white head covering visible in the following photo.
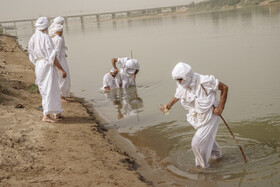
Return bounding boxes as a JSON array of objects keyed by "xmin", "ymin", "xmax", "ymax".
[
  {"xmin": 35, "ymin": 17, "xmax": 49, "ymax": 31},
  {"xmin": 53, "ymin": 17, "xmax": 65, "ymax": 25},
  {"xmin": 132, "ymin": 59, "xmax": 138, "ymax": 65},
  {"xmin": 125, "ymin": 59, "xmax": 138, "ymax": 75},
  {"xmin": 110, "ymin": 68, "xmax": 119, "ymax": 77},
  {"xmin": 172, "ymin": 62, "xmax": 196, "ymax": 88},
  {"xmin": 49, "ymin": 24, "xmax": 63, "ymax": 36},
  {"xmin": 125, "ymin": 59, "xmax": 135, "ymax": 69}
]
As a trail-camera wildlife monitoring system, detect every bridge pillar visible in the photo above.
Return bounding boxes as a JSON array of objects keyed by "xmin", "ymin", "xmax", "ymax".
[
  {"xmin": 157, "ymin": 8, "xmax": 162, "ymax": 14},
  {"xmin": 96, "ymin": 15, "xmax": 100, "ymax": 22},
  {"xmin": 127, "ymin": 12, "xmax": 131, "ymax": 17},
  {"xmin": 65, "ymin": 18, "xmax": 68, "ymax": 26},
  {"xmin": 64, "ymin": 18, "xmax": 69, "ymax": 32},
  {"xmin": 142, "ymin": 10, "xmax": 147, "ymax": 15},
  {"xmin": 80, "ymin": 16, "xmax": 85, "ymax": 32},
  {"xmin": 171, "ymin": 7, "xmax": 177, "ymax": 12},
  {"xmin": 30, "ymin": 20, "xmax": 35, "ymax": 32},
  {"xmin": 112, "ymin": 13, "xmax": 116, "ymax": 19}
]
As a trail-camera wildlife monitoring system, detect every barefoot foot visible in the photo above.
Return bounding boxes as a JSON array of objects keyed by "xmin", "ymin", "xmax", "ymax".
[
  {"xmin": 61, "ymin": 97, "xmax": 69, "ymax": 103},
  {"xmin": 42, "ymin": 116, "xmax": 56, "ymax": 123},
  {"xmin": 54, "ymin": 113, "xmax": 64, "ymax": 120}
]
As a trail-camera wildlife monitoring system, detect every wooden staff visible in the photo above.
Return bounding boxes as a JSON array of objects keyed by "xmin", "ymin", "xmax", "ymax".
[
  {"xmin": 220, "ymin": 115, "xmax": 247, "ymax": 163},
  {"xmin": 201, "ymin": 84, "xmax": 248, "ymax": 163}
]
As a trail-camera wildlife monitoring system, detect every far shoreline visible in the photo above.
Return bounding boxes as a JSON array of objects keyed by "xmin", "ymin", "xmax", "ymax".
[{"xmin": 1, "ymin": 2, "xmax": 280, "ymax": 28}]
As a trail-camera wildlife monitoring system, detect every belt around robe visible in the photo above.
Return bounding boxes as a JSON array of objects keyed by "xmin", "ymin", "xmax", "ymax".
[{"xmin": 35, "ymin": 58, "xmax": 47, "ymax": 63}]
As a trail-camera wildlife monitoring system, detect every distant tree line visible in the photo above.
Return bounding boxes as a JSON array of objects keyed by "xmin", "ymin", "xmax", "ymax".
[{"xmin": 187, "ymin": 0, "xmax": 273, "ymax": 10}]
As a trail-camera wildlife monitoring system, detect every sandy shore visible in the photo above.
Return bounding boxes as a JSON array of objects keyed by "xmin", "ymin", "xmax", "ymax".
[{"xmin": 0, "ymin": 34, "xmax": 149, "ymax": 186}]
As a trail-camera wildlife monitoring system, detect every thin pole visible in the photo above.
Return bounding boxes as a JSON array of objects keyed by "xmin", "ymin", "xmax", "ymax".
[
  {"xmin": 220, "ymin": 115, "xmax": 248, "ymax": 163},
  {"xmin": 201, "ymin": 84, "xmax": 247, "ymax": 163}
]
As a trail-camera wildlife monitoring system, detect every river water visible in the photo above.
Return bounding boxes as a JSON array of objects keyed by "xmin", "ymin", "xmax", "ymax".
[{"xmin": 4, "ymin": 6, "xmax": 280, "ymax": 186}]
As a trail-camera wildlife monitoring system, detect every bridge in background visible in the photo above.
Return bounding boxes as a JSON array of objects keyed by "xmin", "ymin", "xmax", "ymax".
[{"xmin": 0, "ymin": 4, "xmax": 189, "ymax": 25}]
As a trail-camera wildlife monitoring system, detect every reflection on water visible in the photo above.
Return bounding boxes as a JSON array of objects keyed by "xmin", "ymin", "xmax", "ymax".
[
  {"xmin": 123, "ymin": 115, "xmax": 280, "ymax": 186},
  {"xmin": 103, "ymin": 87, "xmax": 143, "ymax": 120},
  {"xmin": 5, "ymin": 5, "xmax": 280, "ymax": 186}
]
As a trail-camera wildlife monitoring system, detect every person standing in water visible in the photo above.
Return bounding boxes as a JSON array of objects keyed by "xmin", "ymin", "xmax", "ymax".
[
  {"xmin": 103, "ymin": 68, "xmax": 122, "ymax": 90},
  {"xmin": 163, "ymin": 62, "xmax": 228, "ymax": 168}
]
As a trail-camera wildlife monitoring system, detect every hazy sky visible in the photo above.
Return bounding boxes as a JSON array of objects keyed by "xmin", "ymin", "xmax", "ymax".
[{"xmin": 0, "ymin": 0, "xmax": 196, "ymax": 21}]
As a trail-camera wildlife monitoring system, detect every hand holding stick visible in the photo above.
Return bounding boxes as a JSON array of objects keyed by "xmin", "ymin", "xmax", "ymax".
[{"xmin": 201, "ymin": 83, "xmax": 247, "ymax": 163}]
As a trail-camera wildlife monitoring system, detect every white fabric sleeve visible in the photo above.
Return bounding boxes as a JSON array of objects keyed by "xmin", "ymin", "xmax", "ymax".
[
  {"xmin": 62, "ymin": 36, "xmax": 67, "ymax": 49},
  {"xmin": 29, "ymin": 54, "xmax": 36, "ymax": 66},
  {"xmin": 103, "ymin": 74, "xmax": 109, "ymax": 88},
  {"xmin": 28, "ymin": 38, "xmax": 35, "ymax": 65},
  {"xmin": 174, "ymin": 84, "xmax": 185, "ymax": 99},
  {"xmin": 135, "ymin": 61, "xmax": 140, "ymax": 70},
  {"xmin": 201, "ymin": 75, "xmax": 219, "ymax": 93},
  {"xmin": 117, "ymin": 57, "xmax": 129, "ymax": 67},
  {"xmin": 53, "ymin": 36, "xmax": 63, "ymax": 59},
  {"xmin": 116, "ymin": 74, "xmax": 122, "ymax": 86},
  {"xmin": 45, "ymin": 36, "xmax": 56, "ymax": 66}
]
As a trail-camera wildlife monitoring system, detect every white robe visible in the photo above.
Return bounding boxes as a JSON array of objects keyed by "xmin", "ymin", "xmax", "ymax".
[
  {"xmin": 117, "ymin": 57, "xmax": 140, "ymax": 88},
  {"xmin": 52, "ymin": 35, "xmax": 71, "ymax": 97},
  {"xmin": 175, "ymin": 74, "xmax": 222, "ymax": 168},
  {"xmin": 102, "ymin": 72, "xmax": 122, "ymax": 90},
  {"xmin": 28, "ymin": 30, "xmax": 63, "ymax": 116}
]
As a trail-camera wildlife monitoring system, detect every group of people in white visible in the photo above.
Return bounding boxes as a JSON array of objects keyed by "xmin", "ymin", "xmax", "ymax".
[
  {"xmin": 28, "ymin": 16, "xmax": 141, "ymax": 122},
  {"xmin": 28, "ymin": 16, "xmax": 228, "ymax": 169},
  {"xmin": 28, "ymin": 16, "xmax": 70, "ymax": 123}
]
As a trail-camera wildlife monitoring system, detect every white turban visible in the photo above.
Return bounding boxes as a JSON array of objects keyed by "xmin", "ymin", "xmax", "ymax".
[
  {"xmin": 172, "ymin": 62, "xmax": 196, "ymax": 88},
  {"xmin": 125, "ymin": 60, "xmax": 135, "ymax": 69},
  {"xmin": 132, "ymin": 59, "xmax": 138, "ymax": 67},
  {"xmin": 125, "ymin": 59, "xmax": 138, "ymax": 75},
  {"xmin": 49, "ymin": 24, "xmax": 63, "ymax": 36},
  {"xmin": 35, "ymin": 17, "xmax": 49, "ymax": 31},
  {"xmin": 53, "ymin": 17, "xmax": 65, "ymax": 25}
]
